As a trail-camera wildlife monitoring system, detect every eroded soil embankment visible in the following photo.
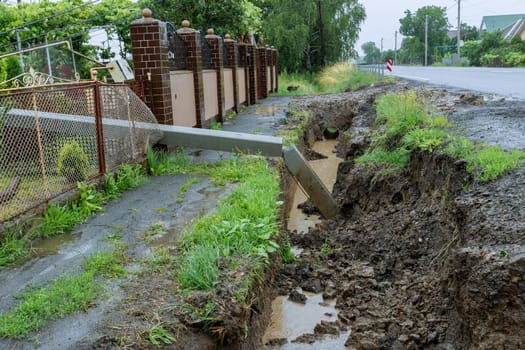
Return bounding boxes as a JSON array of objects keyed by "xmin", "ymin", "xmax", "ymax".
[{"xmin": 275, "ymin": 84, "xmax": 525, "ymax": 349}]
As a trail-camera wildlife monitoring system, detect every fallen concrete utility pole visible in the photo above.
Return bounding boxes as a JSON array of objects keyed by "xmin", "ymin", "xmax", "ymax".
[
  {"xmin": 282, "ymin": 146, "xmax": 340, "ymax": 219},
  {"xmin": 5, "ymin": 108, "xmax": 339, "ymax": 218},
  {"xmin": 159, "ymin": 126, "xmax": 339, "ymax": 219}
]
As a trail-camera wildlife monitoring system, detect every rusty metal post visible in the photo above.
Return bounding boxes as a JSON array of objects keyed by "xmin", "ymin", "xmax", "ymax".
[{"xmin": 93, "ymin": 82, "xmax": 106, "ymax": 174}]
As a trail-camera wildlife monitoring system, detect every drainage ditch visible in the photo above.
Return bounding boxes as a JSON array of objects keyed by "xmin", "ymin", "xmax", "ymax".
[{"xmin": 259, "ymin": 83, "xmax": 525, "ymax": 350}]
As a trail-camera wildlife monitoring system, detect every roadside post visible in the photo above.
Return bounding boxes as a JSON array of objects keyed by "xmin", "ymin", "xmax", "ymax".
[{"xmin": 386, "ymin": 59, "xmax": 393, "ymax": 72}]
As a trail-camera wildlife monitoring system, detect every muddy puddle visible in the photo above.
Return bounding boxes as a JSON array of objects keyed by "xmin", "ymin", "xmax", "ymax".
[
  {"xmin": 262, "ymin": 290, "xmax": 349, "ymax": 349},
  {"xmin": 255, "ymin": 105, "xmax": 286, "ymax": 116},
  {"xmin": 264, "ymin": 139, "xmax": 345, "ymax": 349},
  {"xmin": 29, "ymin": 232, "xmax": 79, "ymax": 259}
]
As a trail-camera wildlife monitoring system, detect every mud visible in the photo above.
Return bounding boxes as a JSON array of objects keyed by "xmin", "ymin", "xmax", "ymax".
[{"xmin": 271, "ymin": 82, "xmax": 525, "ymax": 349}]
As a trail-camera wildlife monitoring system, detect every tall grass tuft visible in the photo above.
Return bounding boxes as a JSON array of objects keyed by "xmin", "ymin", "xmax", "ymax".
[
  {"xmin": 277, "ymin": 71, "xmax": 320, "ymax": 96},
  {"xmin": 0, "ymin": 243, "xmax": 127, "ymax": 339},
  {"xmin": 276, "ymin": 62, "xmax": 385, "ymax": 97},
  {"xmin": 357, "ymin": 91, "xmax": 525, "ymax": 181},
  {"xmin": 0, "ymin": 229, "xmax": 28, "ymax": 268},
  {"xmin": 318, "ymin": 62, "xmax": 378, "ymax": 93},
  {"xmin": 175, "ymin": 156, "xmax": 281, "ymax": 294}
]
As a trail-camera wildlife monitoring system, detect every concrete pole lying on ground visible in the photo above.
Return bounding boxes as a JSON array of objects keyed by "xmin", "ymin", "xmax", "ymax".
[
  {"xmin": 5, "ymin": 108, "xmax": 340, "ymax": 219},
  {"xmin": 157, "ymin": 124, "xmax": 283, "ymax": 158},
  {"xmin": 282, "ymin": 146, "xmax": 340, "ymax": 219}
]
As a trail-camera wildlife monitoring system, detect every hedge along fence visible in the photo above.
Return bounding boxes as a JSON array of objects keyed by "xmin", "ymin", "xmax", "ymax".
[
  {"xmin": 130, "ymin": 8, "xmax": 278, "ymax": 128},
  {"xmin": 0, "ymin": 81, "xmax": 160, "ymax": 223}
]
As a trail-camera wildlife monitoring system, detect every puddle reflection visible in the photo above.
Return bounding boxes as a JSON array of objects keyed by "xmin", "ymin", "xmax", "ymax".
[{"xmin": 263, "ymin": 291, "xmax": 338, "ymax": 341}]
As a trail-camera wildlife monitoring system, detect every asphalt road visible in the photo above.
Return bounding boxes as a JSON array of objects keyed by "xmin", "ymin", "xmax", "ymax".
[{"xmin": 388, "ymin": 66, "xmax": 525, "ymax": 100}]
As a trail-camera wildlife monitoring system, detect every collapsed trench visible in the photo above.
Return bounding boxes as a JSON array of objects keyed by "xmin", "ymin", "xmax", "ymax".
[{"xmin": 255, "ymin": 86, "xmax": 525, "ymax": 350}]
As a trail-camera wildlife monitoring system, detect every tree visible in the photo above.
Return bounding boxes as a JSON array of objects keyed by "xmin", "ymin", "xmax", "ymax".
[
  {"xmin": 92, "ymin": 0, "xmax": 141, "ymax": 58},
  {"xmin": 399, "ymin": 6, "xmax": 449, "ymax": 64},
  {"xmin": 254, "ymin": 0, "xmax": 366, "ymax": 72},
  {"xmin": 0, "ymin": 0, "xmax": 142, "ymax": 80},
  {"xmin": 138, "ymin": 0, "xmax": 262, "ymax": 37},
  {"xmin": 463, "ymin": 30, "xmax": 505, "ymax": 66},
  {"xmin": 361, "ymin": 41, "xmax": 380, "ymax": 64},
  {"xmin": 460, "ymin": 23, "xmax": 479, "ymax": 42}
]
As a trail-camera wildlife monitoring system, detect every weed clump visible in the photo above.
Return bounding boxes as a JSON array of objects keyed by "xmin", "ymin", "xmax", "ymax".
[
  {"xmin": 356, "ymin": 91, "xmax": 525, "ymax": 181},
  {"xmin": 277, "ymin": 62, "xmax": 388, "ymax": 96}
]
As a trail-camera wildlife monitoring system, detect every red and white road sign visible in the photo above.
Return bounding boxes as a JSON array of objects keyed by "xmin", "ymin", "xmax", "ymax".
[{"xmin": 386, "ymin": 59, "xmax": 393, "ymax": 72}]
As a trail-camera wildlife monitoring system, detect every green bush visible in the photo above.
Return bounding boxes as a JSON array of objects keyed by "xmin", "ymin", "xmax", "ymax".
[
  {"xmin": 58, "ymin": 140, "xmax": 90, "ymax": 183},
  {"xmin": 504, "ymin": 51, "xmax": 525, "ymax": 66},
  {"xmin": 480, "ymin": 53, "xmax": 503, "ymax": 67}
]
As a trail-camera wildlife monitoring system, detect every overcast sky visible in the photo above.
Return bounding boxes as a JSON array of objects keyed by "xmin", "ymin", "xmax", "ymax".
[{"xmin": 356, "ymin": 0, "xmax": 525, "ymax": 54}]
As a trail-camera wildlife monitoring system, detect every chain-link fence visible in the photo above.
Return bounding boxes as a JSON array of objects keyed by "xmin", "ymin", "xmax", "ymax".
[{"xmin": 0, "ymin": 82, "xmax": 160, "ymax": 223}]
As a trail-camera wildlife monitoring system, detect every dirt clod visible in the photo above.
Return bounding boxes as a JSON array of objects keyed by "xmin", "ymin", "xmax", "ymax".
[{"xmin": 278, "ymin": 82, "xmax": 525, "ymax": 349}]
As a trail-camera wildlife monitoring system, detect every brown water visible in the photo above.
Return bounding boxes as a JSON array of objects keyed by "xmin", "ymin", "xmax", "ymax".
[
  {"xmin": 287, "ymin": 140, "xmax": 342, "ymax": 233},
  {"xmin": 30, "ymin": 232, "xmax": 78, "ymax": 258},
  {"xmin": 264, "ymin": 140, "xmax": 347, "ymax": 349},
  {"xmin": 255, "ymin": 105, "xmax": 285, "ymax": 116}
]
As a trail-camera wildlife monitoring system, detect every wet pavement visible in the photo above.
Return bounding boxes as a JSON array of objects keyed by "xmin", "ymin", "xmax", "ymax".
[{"xmin": 0, "ymin": 96, "xmax": 292, "ymax": 349}]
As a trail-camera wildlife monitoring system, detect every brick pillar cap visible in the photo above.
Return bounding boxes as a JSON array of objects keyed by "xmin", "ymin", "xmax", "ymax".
[
  {"xmin": 205, "ymin": 28, "xmax": 221, "ymax": 39},
  {"xmin": 143, "ymin": 8, "xmax": 153, "ymax": 20},
  {"xmin": 132, "ymin": 8, "xmax": 159, "ymax": 24},
  {"xmin": 224, "ymin": 34, "xmax": 234, "ymax": 42},
  {"xmin": 177, "ymin": 20, "xmax": 198, "ymax": 33}
]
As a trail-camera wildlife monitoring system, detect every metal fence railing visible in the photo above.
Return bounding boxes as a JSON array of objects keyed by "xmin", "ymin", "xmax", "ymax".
[
  {"xmin": 167, "ymin": 22, "xmax": 188, "ymax": 70},
  {"xmin": 357, "ymin": 64, "xmax": 386, "ymax": 81},
  {"xmin": 0, "ymin": 82, "xmax": 159, "ymax": 223},
  {"xmin": 201, "ymin": 36, "xmax": 212, "ymax": 69}
]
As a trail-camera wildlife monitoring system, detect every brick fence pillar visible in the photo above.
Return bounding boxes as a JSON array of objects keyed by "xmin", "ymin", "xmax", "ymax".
[
  {"xmin": 205, "ymin": 29, "xmax": 225, "ymax": 122},
  {"xmin": 224, "ymin": 34, "xmax": 239, "ymax": 113},
  {"xmin": 247, "ymin": 44, "xmax": 258, "ymax": 105},
  {"xmin": 177, "ymin": 20, "xmax": 204, "ymax": 128},
  {"xmin": 256, "ymin": 46, "xmax": 268, "ymax": 99},
  {"xmin": 130, "ymin": 9, "xmax": 173, "ymax": 124},
  {"xmin": 273, "ymin": 47, "xmax": 278, "ymax": 92}
]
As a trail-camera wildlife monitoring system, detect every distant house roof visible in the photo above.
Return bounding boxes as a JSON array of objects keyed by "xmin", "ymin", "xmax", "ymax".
[
  {"xmin": 480, "ymin": 14, "xmax": 525, "ymax": 32},
  {"xmin": 504, "ymin": 17, "xmax": 525, "ymax": 40}
]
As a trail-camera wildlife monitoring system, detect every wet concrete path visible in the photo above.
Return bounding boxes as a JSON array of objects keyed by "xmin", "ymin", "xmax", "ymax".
[{"xmin": 0, "ymin": 96, "xmax": 291, "ymax": 350}]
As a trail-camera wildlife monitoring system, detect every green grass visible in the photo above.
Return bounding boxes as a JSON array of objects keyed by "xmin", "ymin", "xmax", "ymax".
[
  {"xmin": 145, "ymin": 324, "xmax": 177, "ymax": 348},
  {"xmin": 139, "ymin": 222, "xmax": 166, "ymax": 243},
  {"xmin": 0, "ymin": 245, "xmax": 127, "ymax": 339},
  {"xmin": 210, "ymin": 120, "xmax": 222, "ymax": 130},
  {"xmin": 177, "ymin": 243, "xmax": 220, "ymax": 290},
  {"xmin": 277, "ymin": 71, "xmax": 320, "ymax": 96},
  {"xmin": 277, "ymin": 63, "xmax": 384, "ymax": 97},
  {"xmin": 147, "ymin": 149, "xmax": 272, "ymax": 186},
  {"xmin": 277, "ymin": 108, "xmax": 310, "ymax": 146},
  {"xmin": 175, "ymin": 156, "xmax": 281, "ymax": 295},
  {"xmin": 0, "ymin": 164, "xmax": 147, "ymax": 270},
  {"xmin": 465, "ymin": 146, "xmax": 525, "ymax": 182},
  {"xmin": 146, "ymin": 147, "xmax": 191, "ymax": 177},
  {"xmin": 0, "ymin": 229, "xmax": 28, "ymax": 268},
  {"xmin": 355, "ymin": 148, "xmax": 411, "ymax": 170},
  {"xmin": 356, "ymin": 91, "xmax": 525, "ymax": 181},
  {"xmin": 177, "ymin": 177, "xmax": 201, "ymax": 203},
  {"xmin": 146, "ymin": 150, "xmax": 284, "ymax": 307},
  {"xmin": 280, "ymin": 238, "xmax": 297, "ymax": 264},
  {"xmin": 318, "ymin": 62, "xmax": 381, "ymax": 93}
]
